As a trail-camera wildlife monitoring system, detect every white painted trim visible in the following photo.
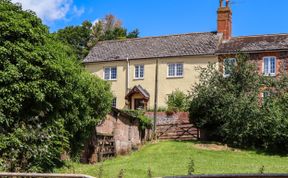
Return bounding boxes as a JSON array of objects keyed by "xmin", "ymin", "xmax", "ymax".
[
  {"xmin": 262, "ymin": 56, "xmax": 276, "ymax": 76},
  {"xmin": 134, "ymin": 64, "xmax": 145, "ymax": 80},
  {"xmin": 103, "ymin": 66, "xmax": 117, "ymax": 80},
  {"xmin": 166, "ymin": 63, "xmax": 184, "ymax": 78}
]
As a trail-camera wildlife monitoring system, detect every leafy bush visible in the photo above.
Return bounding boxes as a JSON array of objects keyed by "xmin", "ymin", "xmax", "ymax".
[
  {"xmin": 166, "ymin": 89, "xmax": 189, "ymax": 112},
  {"xmin": 189, "ymin": 53, "xmax": 288, "ymax": 153},
  {"xmin": 122, "ymin": 110, "xmax": 152, "ymax": 130},
  {"xmin": 0, "ymin": 0, "xmax": 112, "ymax": 172}
]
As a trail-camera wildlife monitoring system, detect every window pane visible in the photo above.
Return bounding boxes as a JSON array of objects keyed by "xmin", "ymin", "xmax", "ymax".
[
  {"xmin": 176, "ymin": 63, "xmax": 183, "ymax": 76},
  {"xmin": 264, "ymin": 58, "xmax": 269, "ymax": 74},
  {"xmin": 168, "ymin": 64, "xmax": 175, "ymax": 76},
  {"xmin": 111, "ymin": 67, "xmax": 117, "ymax": 79},
  {"xmin": 224, "ymin": 58, "xmax": 235, "ymax": 76},
  {"xmin": 270, "ymin": 57, "xmax": 275, "ymax": 74},
  {"xmin": 140, "ymin": 65, "xmax": 144, "ymax": 78},
  {"xmin": 104, "ymin": 68, "xmax": 110, "ymax": 80},
  {"xmin": 135, "ymin": 65, "xmax": 139, "ymax": 78}
]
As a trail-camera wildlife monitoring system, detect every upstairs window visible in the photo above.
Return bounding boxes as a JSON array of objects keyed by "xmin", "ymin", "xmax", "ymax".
[
  {"xmin": 263, "ymin": 57, "xmax": 276, "ymax": 76},
  {"xmin": 104, "ymin": 67, "xmax": 117, "ymax": 80},
  {"xmin": 224, "ymin": 58, "xmax": 236, "ymax": 77},
  {"xmin": 135, "ymin": 65, "xmax": 144, "ymax": 79},
  {"xmin": 168, "ymin": 63, "xmax": 183, "ymax": 77}
]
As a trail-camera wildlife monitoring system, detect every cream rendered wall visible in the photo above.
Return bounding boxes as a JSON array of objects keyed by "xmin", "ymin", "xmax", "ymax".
[
  {"xmin": 157, "ymin": 56, "xmax": 218, "ymax": 107},
  {"xmin": 85, "ymin": 55, "xmax": 218, "ymax": 110},
  {"xmin": 85, "ymin": 61, "xmax": 127, "ymax": 109},
  {"xmin": 129, "ymin": 59, "xmax": 156, "ymax": 109}
]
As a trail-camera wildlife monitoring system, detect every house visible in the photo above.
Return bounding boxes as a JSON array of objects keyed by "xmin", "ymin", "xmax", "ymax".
[{"xmin": 84, "ymin": 0, "xmax": 288, "ymax": 110}]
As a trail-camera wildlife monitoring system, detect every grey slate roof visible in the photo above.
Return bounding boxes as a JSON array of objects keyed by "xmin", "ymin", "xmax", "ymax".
[
  {"xmin": 217, "ymin": 34, "xmax": 288, "ymax": 54},
  {"xmin": 83, "ymin": 32, "xmax": 221, "ymax": 63}
]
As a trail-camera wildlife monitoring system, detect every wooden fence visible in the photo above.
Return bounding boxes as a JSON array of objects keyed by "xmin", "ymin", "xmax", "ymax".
[{"xmin": 157, "ymin": 123, "xmax": 200, "ymax": 141}]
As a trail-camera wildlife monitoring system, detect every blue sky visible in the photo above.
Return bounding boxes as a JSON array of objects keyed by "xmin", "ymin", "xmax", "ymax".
[{"xmin": 13, "ymin": 0, "xmax": 288, "ymax": 37}]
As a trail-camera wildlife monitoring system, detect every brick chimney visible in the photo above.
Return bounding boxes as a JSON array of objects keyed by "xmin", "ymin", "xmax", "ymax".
[{"xmin": 217, "ymin": 0, "xmax": 232, "ymax": 40}]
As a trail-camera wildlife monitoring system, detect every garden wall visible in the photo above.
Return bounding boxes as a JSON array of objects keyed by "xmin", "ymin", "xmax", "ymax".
[{"xmin": 81, "ymin": 108, "xmax": 151, "ymax": 163}]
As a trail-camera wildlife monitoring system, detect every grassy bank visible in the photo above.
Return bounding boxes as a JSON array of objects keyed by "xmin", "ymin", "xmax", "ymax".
[{"xmin": 57, "ymin": 141, "xmax": 288, "ymax": 178}]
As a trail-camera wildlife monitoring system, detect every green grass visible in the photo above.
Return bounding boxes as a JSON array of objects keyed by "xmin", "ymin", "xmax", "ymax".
[{"xmin": 57, "ymin": 141, "xmax": 288, "ymax": 178}]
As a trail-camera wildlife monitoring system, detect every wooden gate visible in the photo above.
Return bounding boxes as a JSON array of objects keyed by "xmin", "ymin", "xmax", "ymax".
[{"xmin": 157, "ymin": 123, "xmax": 200, "ymax": 141}]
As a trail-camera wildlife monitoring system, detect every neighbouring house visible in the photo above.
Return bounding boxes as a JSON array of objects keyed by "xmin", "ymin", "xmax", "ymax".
[{"xmin": 84, "ymin": 0, "xmax": 288, "ymax": 110}]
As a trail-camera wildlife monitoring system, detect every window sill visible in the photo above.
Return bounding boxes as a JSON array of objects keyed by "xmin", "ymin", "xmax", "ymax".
[
  {"xmin": 263, "ymin": 74, "xmax": 276, "ymax": 77},
  {"xmin": 104, "ymin": 79, "xmax": 117, "ymax": 81},
  {"xmin": 133, "ymin": 78, "xmax": 144, "ymax": 80},
  {"xmin": 166, "ymin": 76, "xmax": 183, "ymax": 79}
]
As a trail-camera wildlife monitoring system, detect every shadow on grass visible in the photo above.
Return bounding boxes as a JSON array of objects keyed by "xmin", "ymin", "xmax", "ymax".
[{"xmin": 159, "ymin": 139, "xmax": 288, "ymax": 157}]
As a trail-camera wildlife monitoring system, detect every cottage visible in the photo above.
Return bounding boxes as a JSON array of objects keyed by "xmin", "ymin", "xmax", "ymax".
[{"xmin": 84, "ymin": 0, "xmax": 288, "ymax": 110}]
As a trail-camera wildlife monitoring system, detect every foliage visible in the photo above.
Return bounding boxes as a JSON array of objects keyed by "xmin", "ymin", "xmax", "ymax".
[
  {"xmin": 166, "ymin": 89, "xmax": 189, "ymax": 112},
  {"xmin": 58, "ymin": 141, "xmax": 288, "ymax": 178},
  {"xmin": 258, "ymin": 165, "xmax": 265, "ymax": 174},
  {"xmin": 189, "ymin": 53, "xmax": 288, "ymax": 152},
  {"xmin": 0, "ymin": 0, "xmax": 113, "ymax": 172},
  {"xmin": 87, "ymin": 14, "xmax": 139, "ymax": 47},
  {"xmin": 122, "ymin": 109, "xmax": 152, "ymax": 130},
  {"xmin": 187, "ymin": 157, "xmax": 195, "ymax": 175},
  {"xmin": 54, "ymin": 21, "xmax": 92, "ymax": 60}
]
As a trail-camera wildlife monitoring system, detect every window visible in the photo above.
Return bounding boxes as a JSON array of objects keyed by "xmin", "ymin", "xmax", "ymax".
[
  {"xmin": 224, "ymin": 58, "xmax": 236, "ymax": 77},
  {"xmin": 112, "ymin": 98, "xmax": 117, "ymax": 108},
  {"xmin": 135, "ymin": 65, "xmax": 144, "ymax": 79},
  {"xmin": 167, "ymin": 63, "xmax": 183, "ymax": 77},
  {"xmin": 263, "ymin": 57, "xmax": 276, "ymax": 76},
  {"xmin": 104, "ymin": 67, "xmax": 117, "ymax": 80}
]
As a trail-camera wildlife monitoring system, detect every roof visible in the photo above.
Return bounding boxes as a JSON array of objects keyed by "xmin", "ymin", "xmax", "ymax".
[
  {"xmin": 125, "ymin": 85, "xmax": 150, "ymax": 100},
  {"xmin": 83, "ymin": 32, "xmax": 221, "ymax": 63},
  {"xmin": 217, "ymin": 34, "xmax": 288, "ymax": 54}
]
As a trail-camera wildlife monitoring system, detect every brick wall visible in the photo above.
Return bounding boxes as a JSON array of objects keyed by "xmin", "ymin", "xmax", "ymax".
[
  {"xmin": 96, "ymin": 112, "xmax": 151, "ymax": 155},
  {"xmin": 145, "ymin": 112, "xmax": 190, "ymax": 125}
]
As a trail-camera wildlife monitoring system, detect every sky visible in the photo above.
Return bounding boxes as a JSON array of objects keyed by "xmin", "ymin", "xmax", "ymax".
[{"xmin": 11, "ymin": 0, "xmax": 288, "ymax": 38}]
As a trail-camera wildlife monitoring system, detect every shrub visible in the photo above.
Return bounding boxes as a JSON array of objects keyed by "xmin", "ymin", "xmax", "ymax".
[{"xmin": 166, "ymin": 89, "xmax": 189, "ymax": 112}]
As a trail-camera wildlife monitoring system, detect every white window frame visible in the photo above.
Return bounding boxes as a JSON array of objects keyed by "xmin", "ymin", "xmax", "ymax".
[
  {"xmin": 167, "ymin": 63, "xmax": 183, "ymax": 78},
  {"xmin": 134, "ymin": 64, "xmax": 144, "ymax": 79},
  {"xmin": 103, "ymin": 67, "xmax": 117, "ymax": 80},
  {"xmin": 223, "ymin": 58, "xmax": 236, "ymax": 77},
  {"xmin": 112, "ymin": 97, "xmax": 117, "ymax": 108},
  {"xmin": 263, "ymin": 56, "xmax": 276, "ymax": 76}
]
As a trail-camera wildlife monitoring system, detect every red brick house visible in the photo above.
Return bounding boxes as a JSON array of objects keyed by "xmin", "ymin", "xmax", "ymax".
[{"xmin": 217, "ymin": 0, "xmax": 288, "ymax": 78}]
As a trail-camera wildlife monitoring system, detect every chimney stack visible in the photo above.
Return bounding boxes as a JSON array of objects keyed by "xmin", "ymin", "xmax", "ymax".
[{"xmin": 217, "ymin": 0, "xmax": 232, "ymax": 40}]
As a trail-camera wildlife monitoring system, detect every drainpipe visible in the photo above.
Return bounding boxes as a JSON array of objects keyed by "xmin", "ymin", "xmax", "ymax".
[
  {"xmin": 153, "ymin": 58, "xmax": 159, "ymax": 134},
  {"xmin": 126, "ymin": 58, "xmax": 130, "ymax": 108}
]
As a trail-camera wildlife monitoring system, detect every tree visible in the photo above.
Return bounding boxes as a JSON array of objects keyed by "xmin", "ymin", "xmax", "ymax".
[
  {"xmin": 0, "ymin": 0, "xmax": 113, "ymax": 172},
  {"xmin": 54, "ymin": 21, "xmax": 92, "ymax": 60},
  {"xmin": 189, "ymin": 53, "xmax": 288, "ymax": 152},
  {"xmin": 87, "ymin": 14, "xmax": 139, "ymax": 48}
]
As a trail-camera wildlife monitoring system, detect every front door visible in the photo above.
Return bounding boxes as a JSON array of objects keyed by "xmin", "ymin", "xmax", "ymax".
[{"xmin": 134, "ymin": 99, "xmax": 145, "ymax": 110}]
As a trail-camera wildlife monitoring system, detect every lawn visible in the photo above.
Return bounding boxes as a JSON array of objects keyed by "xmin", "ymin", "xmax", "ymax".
[{"xmin": 57, "ymin": 141, "xmax": 288, "ymax": 178}]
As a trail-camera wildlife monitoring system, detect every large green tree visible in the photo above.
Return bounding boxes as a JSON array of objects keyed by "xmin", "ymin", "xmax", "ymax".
[
  {"xmin": 189, "ymin": 54, "xmax": 288, "ymax": 152},
  {"xmin": 54, "ymin": 21, "xmax": 92, "ymax": 60},
  {"xmin": 0, "ymin": 0, "xmax": 113, "ymax": 172},
  {"xmin": 54, "ymin": 14, "xmax": 139, "ymax": 60}
]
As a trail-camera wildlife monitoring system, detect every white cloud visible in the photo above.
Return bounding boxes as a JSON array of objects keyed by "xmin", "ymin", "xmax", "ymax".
[{"xmin": 11, "ymin": 0, "xmax": 84, "ymax": 22}]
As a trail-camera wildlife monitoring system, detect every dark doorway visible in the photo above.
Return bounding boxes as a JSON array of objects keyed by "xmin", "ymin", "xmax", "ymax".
[{"xmin": 134, "ymin": 99, "xmax": 145, "ymax": 110}]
